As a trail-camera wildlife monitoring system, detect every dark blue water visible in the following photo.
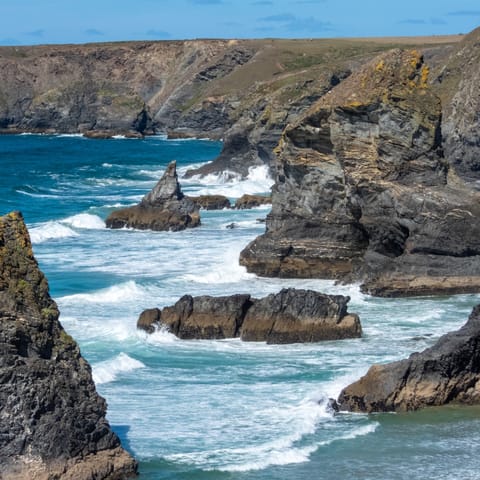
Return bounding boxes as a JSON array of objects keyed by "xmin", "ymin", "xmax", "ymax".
[{"xmin": 1, "ymin": 134, "xmax": 479, "ymax": 479}]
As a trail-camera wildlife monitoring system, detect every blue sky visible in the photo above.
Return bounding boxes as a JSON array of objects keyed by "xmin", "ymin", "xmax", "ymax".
[{"xmin": 1, "ymin": 0, "xmax": 479, "ymax": 45}]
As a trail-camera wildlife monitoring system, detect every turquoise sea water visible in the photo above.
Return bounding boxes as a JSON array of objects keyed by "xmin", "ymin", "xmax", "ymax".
[{"xmin": 1, "ymin": 134, "xmax": 480, "ymax": 479}]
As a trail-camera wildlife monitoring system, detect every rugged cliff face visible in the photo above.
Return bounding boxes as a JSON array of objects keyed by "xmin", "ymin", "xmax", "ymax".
[
  {"xmin": 240, "ymin": 35, "xmax": 480, "ymax": 297},
  {"xmin": 0, "ymin": 36, "xmax": 460, "ymax": 176},
  {"xmin": 0, "ymin": 212, "xmax": 137, "ymax": 479},
  {"xmin": 338, "ymin": 304, "xmax": 480, "ymax": 412}
]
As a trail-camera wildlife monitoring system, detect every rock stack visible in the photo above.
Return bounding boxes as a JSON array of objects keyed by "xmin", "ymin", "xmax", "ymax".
[
  {"xmin": 137, "ymin": 288, "xmax": 361, "ymax": 344},
  {"xmin": 0, "ymin": 211, "xmax": 137, "ymax": 479},
  {"xmin": 106, "ymin": 160, "xmax": 200, "ymax": 231},
  {"xmin": 337, "ymin": 304, "xmax": 480, "ymax": 412}
]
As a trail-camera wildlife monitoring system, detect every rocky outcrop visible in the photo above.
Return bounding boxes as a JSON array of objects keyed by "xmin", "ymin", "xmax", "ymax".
[
  {"xmin": 338, "ymin": 304, "xmax": 480, "ymax": 412},
  {"xmin": 187, "ymin": 195, "xmax": 231, "ymax": 210},
  {"xmin": 106, "ymin": 160, "xmax": 200, "ymax": 231},
  {"xmin": 0, "ymin": 37, "xmax": 461, "ymax": 177},
  {"xmin": 234, "ymin": 194, "xmax": 271, "ymax": 210},
  {"xmin": 240, "ymin": 46, "xmax": 480, "ymax": 296},
  {"xmin": 137, "ymin": 288, "xmax": 361, "ymax": 344},
  {"xmin": 0, "ymin": 211, "xmax": 137, "ymax": 479}
]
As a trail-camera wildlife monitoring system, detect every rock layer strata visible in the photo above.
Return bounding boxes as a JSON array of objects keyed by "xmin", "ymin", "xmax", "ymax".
[
  {"xmin": 338, "ymin": 304, "xmax": 480, "ymax": 412},
  {"xmin": 137, "ymin": 288, "xmax": 361, "ymax": 344},
  {"xmin": 240, "ymin": 44, "xmax": 480, "ymax": 296},
  {"xmin": 0, "ymin": 211, "xmax": 137, "ymax": 479},
  {"xmin": 106, "ymin": 160, "xmax": 200, "ymax": 231}
]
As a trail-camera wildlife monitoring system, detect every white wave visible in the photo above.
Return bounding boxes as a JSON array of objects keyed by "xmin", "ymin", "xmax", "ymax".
[
  {"xmin": 92, "ymin": 352, "xmax": 145, "ymax": 385},
  {"xmin": 62, "ymin": 213, "xmax": 105, "ymax": 230},
  {"xmin": 55, "ymin": 133, "xmax": 84, "ymax": 138},
  {"xmin": 143, "ymin": 325, "xmax": 179, "ymax": 344},
  {"xmin": 59, "ymin": 281, "xmax": 144, "ymax": 304},
  {"xmin": 102, "ymin": 163, "xmax": 113, "ymax": 168},
  {"xmin": 182, "ymin": 165, "xmax": 274, "ymax": 197},
  {"xmin": 182, "ymin": 246, "xmax": 255, "ymax": 284},
  {"xmin": 29, "ymin": 222, "xmax": 79, "ymax": 243}
]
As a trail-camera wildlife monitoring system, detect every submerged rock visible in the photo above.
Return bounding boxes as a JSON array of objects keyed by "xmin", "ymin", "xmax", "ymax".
[
  {"xmin": 234, "ymin": 194, "xmax": 272, "ymax": 210},
  {"xmin": 106, "ymin": 160, "xmax": 200, "ymax": 231},
  {"xmin": 240, "ymin": 46, "xmax": 480, "ymax": 297},
  {"xmin": 338, "ymin": 304, "xmax": 480, "ymax": 413},
  {"xmin": 187, "ymin": 194, "xmax": 231, "ymax": 210},
  {"xmin": 137, "ymin": 288, "xmax": 361, "ymax": 344},
  {"xmin": 0, "ymin": 211, "xmax": 137, "ymax": 479}
]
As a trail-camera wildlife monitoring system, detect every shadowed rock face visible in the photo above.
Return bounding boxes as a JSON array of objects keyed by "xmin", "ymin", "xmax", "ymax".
[
  {"xmin": 137, "ymin": 288, "xmax": 361, "ymax": 344},
  {"xmin": 338, "ymin": 304, "xmax": 480, "ymax": 413},
  {"xmin": 0, "ymin": 212, "xmax": 137, "ymax": 479},
  {"xmin": 240, "ymin": 47, "xmax": 480, "ymax": 296},
  {"xmin": 106, "ymin": 160, "xmax": 200, "ymax": 231},
  {"xmin": 234, "ymin": 194, "xmax": 272, "ymax": 210}
]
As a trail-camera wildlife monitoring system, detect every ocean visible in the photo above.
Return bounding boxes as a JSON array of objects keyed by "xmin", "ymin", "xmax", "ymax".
[{"xmin": 1, "ymin": 133, "xmax": 480, "ymax": 479}]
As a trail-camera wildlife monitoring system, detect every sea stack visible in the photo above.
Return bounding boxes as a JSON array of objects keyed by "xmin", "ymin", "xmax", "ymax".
[
  {"xmin": 338, "ymin": 304, "xmax": 480, "ymax": 413},
  {"xmin": 240, "ymin": 46, "xmax": 480, "ymax": 297},
  {"xmin": 106, "ymin": 160, "xmax": 200, "ymax": 231},
  {"xmin": 137, "ymin": 288, "xmax": 361, "ymax": 344},
  {"xmin": 0, "ymin": 211, "xmax": 137, "ymax": 479}
]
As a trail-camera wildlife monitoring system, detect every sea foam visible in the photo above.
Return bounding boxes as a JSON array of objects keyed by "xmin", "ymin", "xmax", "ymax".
[{"xmin": 92, "ymin": 352, "xmax": 145, "ymax": 385}]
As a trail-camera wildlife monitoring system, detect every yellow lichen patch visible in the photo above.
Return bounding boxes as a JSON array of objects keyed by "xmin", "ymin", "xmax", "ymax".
[
  {"xmin": 409, "ymin": 49, "xmax": 422, "ymax": 69},
  {"xmin": 274, "ymin": 135, "xmax": 286, "ymax": 155},
  {"xmin": 375, "ymin": 59, "xmax": 385, "ymax": 72},
  {"xmin": 420, "ymin": 65, "xmax": 430, "ymax": 88}
]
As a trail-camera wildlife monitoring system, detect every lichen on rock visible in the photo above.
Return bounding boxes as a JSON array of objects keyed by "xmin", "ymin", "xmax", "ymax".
[{"xmin": 0, "ymin": 211, "xmax": 137, "ymax": 479}]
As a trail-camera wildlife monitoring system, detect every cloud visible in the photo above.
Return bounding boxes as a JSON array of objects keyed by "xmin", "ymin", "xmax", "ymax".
[
  {"xmin": 26, "ymin": 29, "xmax": 44, "ymax": 37},
  {"xmin": 398, "ymin": 17, "xmax": 447, "ymax": 25},
  {"xmin": 146, "ymin": 29, "xmax": 172, "ymax": 39},
  {"xmin": 259, "ymin": 13, "xmax": 296, "ymax": 22},
  {"xmin": 447, "ymin": 10, "xmax": 480, "ymax": 16},
  {"xmin": 85, "ymin": 29, "xmax": 104, "ymax": 36},
  {"xmin": 188, "ymin": 0, "xmax": 225, "ymax": 4},
  {"xmin": 399, "ymin": 19, "xmax": 426, "ymax": 25},
  {"xmin": 0, "ymin": 37, "xmax": 21, "ymax": 46},
  {"xmin": 257, "ymin": 13, "xmax": 332, "ymax": 35}
]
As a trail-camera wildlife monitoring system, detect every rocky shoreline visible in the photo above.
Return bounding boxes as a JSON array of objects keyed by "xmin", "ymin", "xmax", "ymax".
[
  {"xmin": 0, "ymin": 212, "xmax": 137, "ymax": 479},
  {"xmin": 137, "ymin": 288, "xmax": 361, "ymax": 344}
]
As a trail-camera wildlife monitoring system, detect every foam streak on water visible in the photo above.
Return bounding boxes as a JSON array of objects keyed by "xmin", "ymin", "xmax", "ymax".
[{"xmin": 2, "ymin": 134, "xmax": 480, "ymax": 480}]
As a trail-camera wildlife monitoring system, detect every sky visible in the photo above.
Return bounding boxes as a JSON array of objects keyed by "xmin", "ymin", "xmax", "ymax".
[{"xmin": 0, "ymin": 0, "xmax": 479, "ymax": 46}]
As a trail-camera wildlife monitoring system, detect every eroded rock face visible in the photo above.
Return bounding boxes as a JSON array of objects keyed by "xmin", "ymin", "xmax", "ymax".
[
  {"xmin": 240, "ymin": 47, "xmax": 480, "ymax": 296},
  {"xmin": 338, "ymin": 304, "xmax": 480, "ymax": 413},
  {"xmin": 137, "ymin": 288, "xmax": 361, "ymax": 344},
  {"xmin": 187, "ymin": 195, "xmax": 231, "ymax": 210},
  {"xmin": 106, "ymin": 160, "xmax": 200, "ymax": 231},
  {"xmin": 0, "ymin": 212, "xmax": 137, "ymax": 479}
]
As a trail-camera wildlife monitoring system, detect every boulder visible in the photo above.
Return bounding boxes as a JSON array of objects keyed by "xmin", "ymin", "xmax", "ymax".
[
  {"xmin": 240, "ymin": 47, "xmax": 480, "ymax": 296},
  {"xmin": 137, "ymin": 288, "xmax": 361, "ymax": 344},
  {"xmin": 106, "ymin": 160, "xmax": 200, "ymax": 231},
  {"xmin": 338, "ymin": 304, "xmax": 480, "ymax": 413},
  {"xmin": 187, "ymin": 194, "xmax": 231, "ymax": 210},
  {"xmin": 234, "ymin": 194, "xmax": 271, "ymax": 210},
  {"xmin": 0, "ymin": 212, "xmax": 137, "ymax": 479},
  {"xmin": 240, "ymin": 289, "xmax": 361, "ymax": 344}
]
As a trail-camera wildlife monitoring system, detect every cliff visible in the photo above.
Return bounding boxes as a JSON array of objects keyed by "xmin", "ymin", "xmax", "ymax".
[
  {"xmin": 338, "ymin": 304, "xmax": 480, "ymax": 412},
  {"xmin": 0, "ymin": 36, "xmax": 460, "ymax": 176},
  {"xmin": 0, "ymin": 212, "xmax": 137, "ymax": 479},
  {"xmin": 240, "ymin": 28, "xmax": 480, "ymax": 296}
]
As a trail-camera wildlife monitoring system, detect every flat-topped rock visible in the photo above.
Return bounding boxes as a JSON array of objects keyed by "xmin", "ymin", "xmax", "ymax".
[
  {"xmin": 137, "ymin": 288, "xmax": 361, "ymax": 344},
  {"xmin": 0, "ymin": 212, "xmax": 137, "ymax": 479},
  {"xmin": 234, "ymin": 194, "xmax": 271, "ymax": 210},
  {"xmin": 338, "ymin": 304, "xmax": 480, "ymax": 412},
  {"xmin": 106, "ymin": 160, "xmax": 200, "ymax": 231},
  {"xmin": 187, "ymin": 194, "xmax": 231, "ymax": 210}
]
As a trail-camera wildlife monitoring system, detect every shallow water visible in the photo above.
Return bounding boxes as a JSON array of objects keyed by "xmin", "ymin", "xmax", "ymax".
[{"xmin": 1, "ymin": 134, "xmax": 479, "ymax": 479}]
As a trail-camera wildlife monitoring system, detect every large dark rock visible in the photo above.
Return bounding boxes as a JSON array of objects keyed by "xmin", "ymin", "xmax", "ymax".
[
  {"xmin": 0, "ymin": 212, "xmax": 137, "ymax": 479},
  {"xmin": 338, "ymin": 304, "xmax": 480, "ymax": 413},
  {"xmin": 137, "ymin": 288, "xmax": 361, "ymax": 344},
  {"xmin": 106, "ymin": 160, "xmax": 200, "ymax": 231},
  {"xmin": 240, "ymin": 47, "xmax": 480, "ymax": 296}
]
